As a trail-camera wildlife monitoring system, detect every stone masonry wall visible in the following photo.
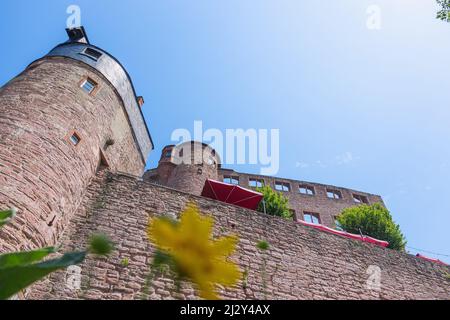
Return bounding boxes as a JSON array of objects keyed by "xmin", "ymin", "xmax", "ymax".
[
  {"xmin": 28, "ymin": 171, "xmax": 450, "ymax": 300},
  {"xmin": 0, "ymin": 57, "xmax": 144, "ymax": 252}
]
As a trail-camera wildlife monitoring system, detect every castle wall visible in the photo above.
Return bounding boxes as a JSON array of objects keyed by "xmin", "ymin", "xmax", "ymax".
[
  {"xmin": 219, "ymin": 169, "xmax": 384, "ymax": 228},
  {"xmin": 27, "ymin": 172, "xmax": 450, "ymax": 300},
  {"xmin": 0, "ymin": 57, "xmax": 145, "ymax": 251}
]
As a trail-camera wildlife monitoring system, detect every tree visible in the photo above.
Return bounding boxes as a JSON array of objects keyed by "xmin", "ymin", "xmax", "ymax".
[
  {"xmin": 336, "ymin": 203, "xmax": 406, "ymax": 251},
  {"xmin": 437, "ymin": 0, "xmax": 450, "ymax": 22},
  {"xmin": 256, "ymin": 186, "xmax": 293, "ymax": 219}
]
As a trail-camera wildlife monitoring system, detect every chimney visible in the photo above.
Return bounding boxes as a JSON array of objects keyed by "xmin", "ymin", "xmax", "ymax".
[{"xmin": 137, "ymin": 96, "xmax": 145, "ymax": 108}]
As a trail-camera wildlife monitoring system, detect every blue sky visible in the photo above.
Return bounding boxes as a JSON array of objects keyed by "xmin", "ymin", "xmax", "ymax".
[{"xmin": 1, "ymin": 0, "xmax": 449, "ymax": 263}]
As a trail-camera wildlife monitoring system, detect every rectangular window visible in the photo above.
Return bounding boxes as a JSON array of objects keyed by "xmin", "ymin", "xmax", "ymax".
[
  {"xmin": 223, "ymin": 176, "xmax": 239, "ymax": 185},
  {"xmin": 81, "ymin": 47, "xmax": 103, "ymax": 61},
  {"xmin": 299, "ymin": 185, "xmax": 315, "ymax": 195},
  {"xmin": 69, "ymin": 132, "xmax": 81, "ymax": 146},
  {"xmin": 275, "ymin": 181, "xmax": 290, "ymax": 192},
  {"xmin": 327, "ymin": 189, "xmax": 342, "ymax": 200},
  {"xmin": 249, "ymin": 178, "xmax": 264, "ymax": 188},
  {"xmin": 353, "ymin": 194, "xmax": 369, "ymax": 204},
  {"xmin": 81, "ymin": 78, "xmax": 97, "ymax": 94},
  {"xmin": 303, "ymin": 212, "xmax": 321, "ymax": 225}
]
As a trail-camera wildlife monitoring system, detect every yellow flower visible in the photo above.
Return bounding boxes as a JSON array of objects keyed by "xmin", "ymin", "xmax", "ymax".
[{"xmin": 148, "ymin": 202, "xmax": 241, "ymax": 300}]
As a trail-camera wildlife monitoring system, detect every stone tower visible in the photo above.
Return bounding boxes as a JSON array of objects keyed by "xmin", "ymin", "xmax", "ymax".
[
  {"xmin": 144, "ymin": 141, "xmax": 220, "ymax": 195},
  {"xmin": 0, "ymin": 27, "xmax": 153, "ymax": 251}
]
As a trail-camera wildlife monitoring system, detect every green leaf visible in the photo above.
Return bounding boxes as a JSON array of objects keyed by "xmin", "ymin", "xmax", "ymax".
[
  {"xmin": 0, "ymin": 208, "xmax": 16, "ymax": 227},
  {"xmin": 88, "ymin": 234, "xmax": 114, "ymax": 256},
  {"xmin": 0, "ymin": 247, "xmax": 56, "ymax": 269},
  {"xmin": 0, "ymin": 251, "xmax": 86, "ymax": 300},
  {"xmin": 257, "ymin": 240, "xmax": 270, "ymax": 251}
]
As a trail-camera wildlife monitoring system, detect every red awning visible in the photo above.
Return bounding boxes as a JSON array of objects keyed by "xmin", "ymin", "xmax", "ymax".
[
  {"xmin": 416, "ymin": 254, "xmax": 449, "ymax": 266},
  {"xmin": 297, "ymin": 220, "xmax": 389, "ymax": 248},
  {"xmin": 201, "ymin": 179, "xmax": 263, "ymax": 210}
]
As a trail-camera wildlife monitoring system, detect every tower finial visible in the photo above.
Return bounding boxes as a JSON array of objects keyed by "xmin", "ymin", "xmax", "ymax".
[{"xmin": 65, "ymin": 26, "xmax": 90, "ymax": 44}]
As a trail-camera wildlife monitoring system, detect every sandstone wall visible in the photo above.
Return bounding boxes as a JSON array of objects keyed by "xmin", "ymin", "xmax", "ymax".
[
  {"xmin": 0, "ymin": 57, "xmax": 144, "ymax": 251},
  {"xmin": 28, "ymin": 171, "xmax": 450, "ymax": 300}
]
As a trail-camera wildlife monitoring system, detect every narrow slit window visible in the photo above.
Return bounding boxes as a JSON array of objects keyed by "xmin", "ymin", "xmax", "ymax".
[
  {"xmin": 81, "ymin": 78, "xmax": 97, "ymax": 94},
  {"xmin": 70, "ymin": 132, "xmax": 81, "ymax": 146}
]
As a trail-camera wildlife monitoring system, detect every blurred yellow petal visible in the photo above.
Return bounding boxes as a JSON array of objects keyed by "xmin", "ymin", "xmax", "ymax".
[
  {"xmin": 196, "ymin": 280, "xmax": 219, "ymax": 300},
  {"xmin": 209, "ymin": 261, "xmax": 241, "ymax": 286},
  {"xmin": 147, "ymin": 202, "xmax": 241, "ymax": 300},
  {"xmin": 179, "ymin": 203, "xmax": 213, "ymax": 242},
  {"xmin": 211, "ymin": 235, "xmax": 239, "ymax": 257},
  {"xmin": 148, "ymin": 218, "xmax": 178, "ymax": 250}
]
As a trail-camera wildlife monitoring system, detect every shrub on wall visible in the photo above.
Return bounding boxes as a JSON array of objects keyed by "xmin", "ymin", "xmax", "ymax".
[
  {"xmin": 336, "ymin": 203, "xmax": 406, "ymax": 251},
  {"xmin": 256, "ymin": 186, "xmax": 292, "ymax": 219}
]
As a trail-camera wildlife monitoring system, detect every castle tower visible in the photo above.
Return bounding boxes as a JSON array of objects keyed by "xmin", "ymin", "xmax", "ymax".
[
  {"xmin": 0, "ymin": 27, "xmax": 153, "ymax": 251},
  {"xmin": 144, "ymin": 141, "xmax": 220, "ymax": 195}
]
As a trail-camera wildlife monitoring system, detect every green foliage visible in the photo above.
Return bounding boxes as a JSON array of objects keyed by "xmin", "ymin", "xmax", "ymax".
[
  {"xmin": 0, "ymin": 209, "xmax": 113, "ymax": 300},
  {"xmin": 256, "ymin": 186, "xmax": 292, "ymax": 219},
  {"xmin": 121, "ymin": 258, "xmax": 129, "ymax": 267},
  {"xmin": 336, "ymin": 203, "xmax": 406, "ymax": 251},
  {"xmin": 0, "ymin": 208, "xmax": 16, "ymax": 227},
  {"xmin": 89, "ymin": 234, "xmax": 114, "ymax": 256},
  {"xmin": 256, "ymin": 240, "xmax": 270, "ymax": 251},
  {"xmin": 437, "ymin": 0, "xmax": 450, "ymax": 21},
  {"xmin": 444, "ymin": 272, "xmax": 450, "ymax": 281},
  {"xmin": 0, "ymin": 250, "xmax": 86, "ymax": 300}
]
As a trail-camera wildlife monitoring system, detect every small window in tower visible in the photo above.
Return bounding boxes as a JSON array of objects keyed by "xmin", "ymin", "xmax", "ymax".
[
  {"xmin": 81, "ymin": 78, "xmax": 97, "ymax": 94},
  {"xmin": 275, "ymin": 181, "xmax": 290, "ymax": 192},
  {"xmin": 223, "ymin": 176, "xmax": 239, "ymax": 185},
  {"xmin": 327, "ymin": 189, "xmax": 342, "ymax": 200},
  {"xmin": 249, "ymin": 178, "xmax": 264, "ymax": 188},
  {"xmin": 165, "ymin": 151, "xmax": 172, "ymax": 158},
  {"xmin": 353, "ymin": 194, "xmax": 369, "ymax": 204},
  {"xmin": 81, "ymin": 47, "xmax": 103, "ymax": 61},
  {"xmin": 69, "ymin": 132, "xmax": 81, "ymax": 146},
  {"xmin": 303, "ymin": 212, "xmax": 321, "ymax": 225},
  {"xmin": 299, "ymin": 185, "xmax": 315, "ymax": 195}
]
